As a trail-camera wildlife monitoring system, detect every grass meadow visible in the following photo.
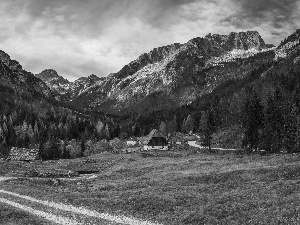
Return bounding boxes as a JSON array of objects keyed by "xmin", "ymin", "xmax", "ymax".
[
  {"xmin": 0, "ymin": 203, "xmax": 52, "ymax": 225},
  {"xmin": 1, "ymin": 151, "xmax": 300, "ymax": 224}
]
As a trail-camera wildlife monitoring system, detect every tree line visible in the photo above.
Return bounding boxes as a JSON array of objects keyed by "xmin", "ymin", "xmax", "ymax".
[{"xmin": 242, "ymin": 85, "xmax": 300, "ymax": 153}]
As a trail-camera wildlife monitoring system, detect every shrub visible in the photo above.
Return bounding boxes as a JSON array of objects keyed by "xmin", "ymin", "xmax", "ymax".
[
  {"xmin": 41, "ymin": 138, "xmax": 61, "ymax": 160},
  {"xmin": 109, "ymin": 138, "xmax": 126, "ymax": 152},
  {"xmin": 67, "ymin": 139, "xmax": 82, "ymax": 158},
  {"xmin": 84, "ymin": 140, "xmax": 113, "ymax": 156},
  {"xmin": 211, "ymin": 125, "xmax": 243, "ymax": 149}
]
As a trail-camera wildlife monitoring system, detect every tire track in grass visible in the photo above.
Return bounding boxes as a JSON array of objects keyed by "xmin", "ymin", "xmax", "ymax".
[
  {"xmin": 0, "ymin": 197, "xmax": 82, "ymax": 225},
  {"xmin": 1, "ymin": 193, "xmax": 112, "ymax": 225},
  {"xmin": 0, "ymin": 189, "xmax": 162, "ymax": 225},
  {"xmin": 0, "ymin": 177, "xmax": 16, "ymax": 182}
]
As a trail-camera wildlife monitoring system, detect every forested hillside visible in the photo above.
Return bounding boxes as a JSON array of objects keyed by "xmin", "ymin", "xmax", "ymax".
[{"xmin": 0, "ymin": 51, "xmax": 122, "ymax": 159}]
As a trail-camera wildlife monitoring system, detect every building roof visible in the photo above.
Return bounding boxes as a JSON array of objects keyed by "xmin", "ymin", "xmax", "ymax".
[
  {"xmin": 8, "ymin": 147, "xmax": 41, "ymax": 161},
  {"xmin": 143, "ymin": 129, "xmax": 166, "ymax": 145}
]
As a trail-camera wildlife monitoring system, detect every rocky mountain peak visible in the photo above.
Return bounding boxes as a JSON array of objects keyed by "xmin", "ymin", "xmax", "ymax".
[
  {"xmin": 88, "ymin": 74, "xmax": 99, "ymax": 79},
  {"xmin": 0, "ymin": 50, "xmax": 23, "ymax": 72},
  {"xmin": 204, "ymin": 31, "xmax": 266, "ymax": 51},
  {"xmin": 35, "ymin": 69, "xmax": 70, "ymax": 95},
  {"xmin": 36, "ymin": 69, "xmax": 69, "ymax": 84},
  {"xmin": 114, "ymin": 43, "xmax": 182, "ymax": 80},
  {"xmin": 0, "ymin": 50, "xmax": 55, "ymax": 100},
  {"xmin": 0, "ymin": 50, "xmax": 11, "ymax": 66},
  {"xmin": 227, "ymin": 31, "xmax": 266, "ymax": 50},
  {"xmin": 44, "ymin": 69, "xmax": 58, "ymax": 75},
  {"xmin": 278, "ymin": 29, "xmax": 300, "ymax": 49},
  {"xmin": 74, "ymin": 74, "xmax": 101, "ymax": 84},
  {"xmin": 35, "ymin": 70, "xmax": 104, "ymax": 100},
  {"xmin": 147, "ymin": 43, "xmax": 182, "ymax": 63}
]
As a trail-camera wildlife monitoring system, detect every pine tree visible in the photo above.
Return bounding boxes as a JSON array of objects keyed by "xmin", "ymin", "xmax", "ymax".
[
  {"xmin": 95, "ymin": 120, "xmax": 104, "ymax": 140},
  {"xmin": 173, "ymin": 115, "xmax": 178, "ymax": 132},
  {"xmin": 199, "ymin": 110, "xmax": 216, "ymax": 151},
  {"xmin": 42, "ymin": 136, "xmax": 61, "ymax": 160},
  {"xmin": 241, "ymin": 92, "xmax": 263, "ymax": 151},
  {"xmin": 15, "ymin": 121, "xmax": 29, "ymax": 147},
  {"xmin": 58, "ymin": 122, "xmax": 65, "ymax": 139},
  {"xmin": 0, "ymin": 126, "xmax": 4, "ymax": 142},
  {"xmin": 159, "ymin": 121, "xmax": 167, "ymax": 137},
  {"xmin": 27, "ymin": 125, "xmax": 34, "ymax": 143},
  {"xmin": 282, "ymin": 103, "xmax": 299, "ymax": 153},
  {"xmin": 260, "ymin": 95, "xmax": 283, "ymax": 153},
  {"xmin": 184, "ymin": 115, "xmax": 194, "ymax": 134},
  {"xmin": 104, "ymin": 124, "xmax": 110, "ymax": 140}
]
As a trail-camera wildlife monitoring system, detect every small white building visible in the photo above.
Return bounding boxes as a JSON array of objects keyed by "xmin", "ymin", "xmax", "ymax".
[
  {"xmin": 143, "ymin": 129, "xmax": 168, "ymax": 151},
  {"xmin": 126, "ymin": 137, "xmax": 138, "ymax": 146}
]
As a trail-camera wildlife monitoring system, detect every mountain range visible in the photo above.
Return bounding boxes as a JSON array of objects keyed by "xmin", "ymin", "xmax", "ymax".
[
  {"xmin": 1, "ymin": 30, "xmax": 300, "ymax": 119},
  {"xmin": 67, "ymin": 30, "xmax": 279, "ymax": 114}
]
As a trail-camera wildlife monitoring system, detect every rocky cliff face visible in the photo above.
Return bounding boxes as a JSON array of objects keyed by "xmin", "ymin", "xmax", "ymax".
[
  {"xmin": 63, "ymin": 74, "xmax": 103, "ymax": 100},
  {"xmin": 275, "ymin": 29, "xmax": 300, "ymax": 59},
  {"xmin": 0, "ymin": 50, "xmax": 55, "ymax": 100},
  {"xmin": 263, "ymin": 29, "xmax": 300, "ymax": 78},
  {"xmin": 70, "ymin": 30, "xmax": 276, "ymax": 114},
  {"xmin": 35, "ymin": 69, "xmax": 102, "ymax": 101},
  {"xmin": 35, "ymin": 69, "xmax": 70, "ymax": 94}
]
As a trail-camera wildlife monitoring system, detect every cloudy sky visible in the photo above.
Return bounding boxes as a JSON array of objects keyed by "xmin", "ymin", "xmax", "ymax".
[{"xmin": 0, "ymin": 0, "xmax": 299, "ymax": 81}]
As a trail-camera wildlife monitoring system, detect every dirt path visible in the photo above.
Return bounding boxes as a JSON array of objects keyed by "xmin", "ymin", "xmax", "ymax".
[{"xmin": 0, "ymin": 187, "xmax": 162, "ymax": 225}]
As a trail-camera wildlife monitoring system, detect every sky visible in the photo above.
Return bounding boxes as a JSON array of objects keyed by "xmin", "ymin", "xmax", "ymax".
[{"xmin": 0, "ymin": 0, "xmax": 299, "ymax": 81}]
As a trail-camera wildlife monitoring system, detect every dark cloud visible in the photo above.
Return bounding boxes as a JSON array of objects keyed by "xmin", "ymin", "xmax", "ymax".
[
  {"xmin": 0, "ymin": 0, "xmax": 298, "ymax": 80},
  {"xmin": 223, "ymin": 0, "xmax": 299, "ymax": 32},
  {"xmin": 13, "ymin": 0, "xmax": 198, "ymax": 36}
]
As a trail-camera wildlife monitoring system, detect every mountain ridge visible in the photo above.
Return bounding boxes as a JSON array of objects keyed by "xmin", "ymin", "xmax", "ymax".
[
  {"xmin": 35, "ymin": 69, "xmax": 102, "ymax": 100},
  {"xmin": 69, "ymin": 30, "xmax": 276, "ymax": 114},
  {"xmin": 0, "ymin": 50, "xmax": 55, "ymax": 101}
]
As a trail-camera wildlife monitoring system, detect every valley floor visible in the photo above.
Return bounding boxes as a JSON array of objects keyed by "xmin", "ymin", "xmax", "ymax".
[{"xmin": 1, "ymin": 151, "xmax": 300, "ymax": 224}]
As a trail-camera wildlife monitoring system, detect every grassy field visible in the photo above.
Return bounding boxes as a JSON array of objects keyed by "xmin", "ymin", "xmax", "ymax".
[
  {"xmin": 1, "ymin": 151, "xmax": 300, "ymax": 224},
  {"xmin": 0, "ymin": 203, "xmax": 52, "ymax": 225}
]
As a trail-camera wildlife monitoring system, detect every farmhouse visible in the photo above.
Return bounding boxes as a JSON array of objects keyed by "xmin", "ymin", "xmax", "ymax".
[
  {"xmin": 8, "ymin": 147, "xmax": 41, "ymax": 161},
  {"xmin": 143, "ymin": 129, "xmax": 168, "ymax": 151}
]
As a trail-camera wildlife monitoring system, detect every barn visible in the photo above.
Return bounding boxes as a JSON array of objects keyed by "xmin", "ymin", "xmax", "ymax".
[
  {"xmin": 8, "ymin": 147, "xmax": 41, "ymax": 161},
  {"xmin": 143, "ymin": 129, "xmax": 168, "ymax": 151}
]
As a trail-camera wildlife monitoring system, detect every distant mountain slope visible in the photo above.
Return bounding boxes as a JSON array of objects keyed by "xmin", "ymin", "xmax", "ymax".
[
  {"xmin": 35, "ymin": 69, "xmax": 70, "ymax": 94},
  {"xmin": 70, "ymin": 31, "xmax": 275, "ymax": 114},
  {"xmin": 63, "ymin": 74, "xmax": 103, "ymax": 100},
  {"xmin": 35, "ymin": 70, "xmax": 102, "ymax": 101},
  {"xmin": 0, "ymin": 50, "xmax": 55, "ymax": 101}
]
